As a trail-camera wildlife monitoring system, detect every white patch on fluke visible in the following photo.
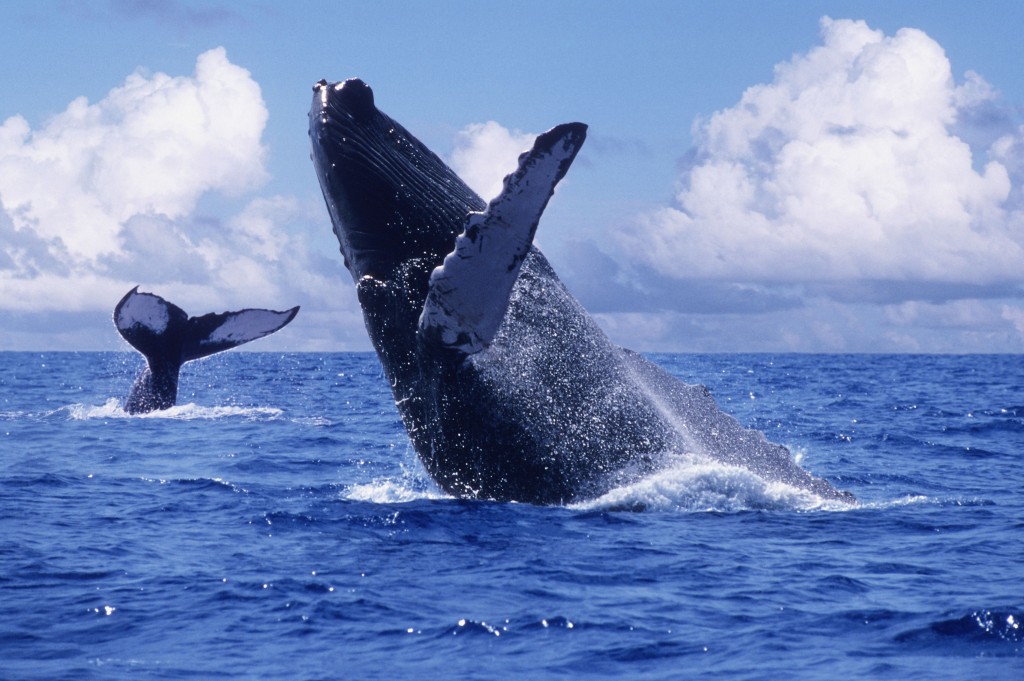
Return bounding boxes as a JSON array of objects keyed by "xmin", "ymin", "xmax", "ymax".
[
  {"xmin": 203, "ymin": 309, "xmax": 294, "ymax": 345},
  {"xmin": 117, "ymin": 292, "xmax": 170, "ymax": 334}
]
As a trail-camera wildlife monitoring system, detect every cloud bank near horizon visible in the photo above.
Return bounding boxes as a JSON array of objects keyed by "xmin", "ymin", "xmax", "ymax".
[{"xmin": 2, "ymin": 18, "xmax": 1023, "ymax": 352}]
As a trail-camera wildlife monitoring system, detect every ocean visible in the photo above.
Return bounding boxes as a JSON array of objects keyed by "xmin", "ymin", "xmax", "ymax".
[{"xmin": 1, "ymin": 351, "xmax": 1021, "ymax": 679}]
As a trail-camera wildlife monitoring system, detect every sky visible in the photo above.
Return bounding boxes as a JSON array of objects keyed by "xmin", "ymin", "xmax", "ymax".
[{"xmin": 2, "ymin": 1, "xmax": 1024, "ymax": 353}]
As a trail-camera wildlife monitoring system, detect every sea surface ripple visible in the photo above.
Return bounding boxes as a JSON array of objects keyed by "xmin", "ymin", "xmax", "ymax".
[{"xmin": 1, "ymin": 352, "xmax": 1021, "ymax": 679}]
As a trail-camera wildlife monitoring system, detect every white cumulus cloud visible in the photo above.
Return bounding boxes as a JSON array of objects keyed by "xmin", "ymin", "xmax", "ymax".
[
  {"xmin": 449, "ymin": 121, "xmax": 537, "ymax": 201},
  {"xmin": 618, "ymin": 17, "xmax": 1024, "ymax": 286},
  {"xmin": 0, "ymin": 48, "xmax": 271, "ymax": 307},
  {"xmin": 0, "ymin": 47, "xmax": 268, "ymax": 267},
  {"xmin": 0, "ymin": 48, "xmax": 362, "ymax": 351},
  {"xmin": 3, "ymin": 46, "xmax": 270, "ymax": 275}
]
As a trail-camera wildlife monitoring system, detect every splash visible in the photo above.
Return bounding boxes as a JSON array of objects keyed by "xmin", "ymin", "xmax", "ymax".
[
  {"xmin": 62, "ymin": 399, "xmax": 283, "ymax": 421},
  {"xmin": 344, "ymin": 476, "xmax": 445, "ymax": 504},
  {"xmin": 572, "ymin": 454, "xmax": 850, "ymax": 513},
  {"xmin": 341, "ymin": 456, "xmax": 854, "ymax": 512},
  {"xmin": 154, "ymin": 403, "xmax": 284, "ymax": 420}
]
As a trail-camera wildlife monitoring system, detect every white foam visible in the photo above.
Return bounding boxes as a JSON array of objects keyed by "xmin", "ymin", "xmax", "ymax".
[
  {"xmin": 64, "ymin": 398, "xmax": 126, "ymax": 420},
  {"xmin": 853, "ymin": 494, "xmax": 933, "ymax": 511},
  {"xmin": 340, "ymin": 457, "xmax": 856, "ymax": 513},
  {"xmin": 344, "ymin": 478, "xmax": 446, "ymax": 504},
  {"xmin": 62, "ymin": 399, "xmax": 283, "ymax": 421},
  {"xmin": 149, "ymin": 403, "xmax": 284, "ymax": 420},
  {"xmin": 572, "ymin": 455, "xmax": 849, "ymax": 513}
]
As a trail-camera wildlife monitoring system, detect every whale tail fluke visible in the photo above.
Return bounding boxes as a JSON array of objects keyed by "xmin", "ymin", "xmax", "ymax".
[
  {"xmin": 114, "ymin": 287, "xmax": 299, "ymax": 413},
  {"xmin": 114, "ymin": 286, "xmax": 189, "ymax": 360},
  {"xmin": 181, "ymin": 306, "xmax": 301, "ymax": 361},
  {"xmin": 115, "ymin": 287, "xmax": 299, "ymax": 360}
]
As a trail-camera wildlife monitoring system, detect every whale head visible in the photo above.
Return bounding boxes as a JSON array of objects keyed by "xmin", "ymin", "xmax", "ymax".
[{"xmin": 308, "ymin": 78, "xmax": 485, "ymax": 284}]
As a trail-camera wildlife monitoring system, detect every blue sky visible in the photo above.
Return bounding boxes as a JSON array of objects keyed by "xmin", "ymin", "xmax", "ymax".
[{"xmin": 2, "ymin": 0, "xmax": 1024, "ymax": 352}]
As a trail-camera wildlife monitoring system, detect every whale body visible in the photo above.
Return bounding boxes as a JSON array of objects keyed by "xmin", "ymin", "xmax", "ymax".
[
  {"xmin": 309, "ymin": 78, "xmax": 853, "ymax": 505},
  {"xmin": 114, "ymin": 287, "xmax": 299, "ymax": 414}
]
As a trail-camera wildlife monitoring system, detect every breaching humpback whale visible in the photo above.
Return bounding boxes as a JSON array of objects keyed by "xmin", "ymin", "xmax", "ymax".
[
  {"xmin": 114, "ymin": 287, "xmax": 299, "ymax": 414},
  {"xmin": 309, "ymin": 78, "xmax": 854, "ymax": 505}
]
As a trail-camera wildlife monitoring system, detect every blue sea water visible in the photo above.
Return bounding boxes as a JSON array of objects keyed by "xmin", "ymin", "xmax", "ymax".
[{"xmin": 0, "ymin": 351, "xmax": 1021, "ymax": 680}]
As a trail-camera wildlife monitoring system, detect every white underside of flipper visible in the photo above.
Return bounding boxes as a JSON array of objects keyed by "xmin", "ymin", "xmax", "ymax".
[{"xmin": 418, "ymin": 122, "xmax": 587, "ymax": 354}]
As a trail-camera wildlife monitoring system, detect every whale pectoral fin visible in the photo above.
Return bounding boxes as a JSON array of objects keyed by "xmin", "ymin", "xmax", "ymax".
[
  {"xmin": 113, "ymin": 286, "xmax": 189, "ymax": 357},
  {"xmin": 418, "ymin": 122, "xmax": 587, "ymax": 354},
  {"xmin": 183, "ymin": 306, "xmax": 300, "ymax": 361}
]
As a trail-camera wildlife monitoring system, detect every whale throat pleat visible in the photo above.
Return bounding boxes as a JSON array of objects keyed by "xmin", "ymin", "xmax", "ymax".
[{"xmin": 314, "ymin": 95, "xmax": 484, "ymax": 238}]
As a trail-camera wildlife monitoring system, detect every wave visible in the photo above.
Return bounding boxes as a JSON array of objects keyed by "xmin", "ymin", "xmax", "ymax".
[
  {"xmin": 571, "ymin": 454, "xmax": 855, "ymax": 513},
  {"xmin": 896, "ymin": 608, "xmax": 1024, "ymax": 656},
  {"xmin": 137, "ymin": 475, "xmax": 248, "ymax": 493},
  {"xmin": 59, "ymin": 399, "xmax": 284, "ymax": 421},
  {"xmin": 576, "ymin": 464, "xmax": 986, "ymax": 513},
  {"xmin": 339, "ymin": 454, "xmax": 867, "ymax": 513},
  {"xmin": 338, "ymin": 465, "xmax": 965, "ymax": 515},
  {"xmin": 344, "ymin": 477, "xmax": 445, "ymax": 504}
]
